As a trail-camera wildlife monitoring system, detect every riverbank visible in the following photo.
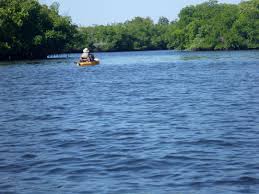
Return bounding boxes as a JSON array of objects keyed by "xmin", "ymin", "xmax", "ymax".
[
  {"xmin": 1, "ymin": 0, "xmax": 258, "ymax": 61},
  {"xmin": 1, "ymin": 48, "xmax": 259, "ymax": 62}
]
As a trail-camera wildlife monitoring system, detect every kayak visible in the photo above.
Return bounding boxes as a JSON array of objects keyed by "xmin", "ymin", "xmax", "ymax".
[{"xmin": 77, "ymin": 59, "xmax": 100, "ymax": 66}]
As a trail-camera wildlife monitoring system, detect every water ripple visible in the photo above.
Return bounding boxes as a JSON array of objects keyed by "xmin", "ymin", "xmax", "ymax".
[{"xmin": 0, "ymin": 50, "xmax": 259, "ymax": 194}]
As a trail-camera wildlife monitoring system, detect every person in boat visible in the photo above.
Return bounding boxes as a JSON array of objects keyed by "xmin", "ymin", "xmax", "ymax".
[{"xmin": 80, "ymin": 48, "xmax": 95, "ymax": 62}]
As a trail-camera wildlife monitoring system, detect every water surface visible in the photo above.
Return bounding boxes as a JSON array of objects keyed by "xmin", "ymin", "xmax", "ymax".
[{"xmin": 1, "ymin": 50, "xmax": 259, "ymax": 194}]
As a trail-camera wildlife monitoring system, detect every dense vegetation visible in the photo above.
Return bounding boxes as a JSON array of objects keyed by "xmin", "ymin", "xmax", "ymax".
[
  {"xmin": 77, "ymin": 0, "xmax": 259, "ymax": 52},
  {"xmin": 0, "ymin": 0, "xmax": 258, "ymax": 60},
  {"xmin": 0, "ymin": 0, "xmax": 76, "ymax": 60}
]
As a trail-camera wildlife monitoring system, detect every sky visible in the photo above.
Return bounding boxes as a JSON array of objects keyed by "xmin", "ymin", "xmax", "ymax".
[{"xmin": 39, "ymin": 0, "xmax": 241, "ymax": 26}]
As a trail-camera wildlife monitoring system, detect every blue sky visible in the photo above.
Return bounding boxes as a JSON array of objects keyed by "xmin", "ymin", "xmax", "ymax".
[{"xmin": 39, "ymin": 0, "xmax": 241, "ymax": 26}]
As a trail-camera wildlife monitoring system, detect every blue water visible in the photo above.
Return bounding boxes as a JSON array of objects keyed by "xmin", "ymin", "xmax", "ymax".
[{"xmin": 0, "ymin": 50, "xmax": 259, "ymax": 194}]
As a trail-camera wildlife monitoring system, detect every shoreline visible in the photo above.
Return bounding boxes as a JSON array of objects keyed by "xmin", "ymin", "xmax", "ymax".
[{"xmin": 1, "ymin": 48, "xmax": 259, "ymax": 62}]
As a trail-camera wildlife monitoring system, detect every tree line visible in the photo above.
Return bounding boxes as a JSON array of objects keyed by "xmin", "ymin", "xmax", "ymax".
[
  {"xmin": 0, "ymin": 0, "xmax": 258, "ymax": 60},
  {"xmin": 0, "ymin": 0, "xmax": 76, "ymax": 60},
  {"xmin": 76, "ymin": 0, "xmax": 259, "ymax": 52}
]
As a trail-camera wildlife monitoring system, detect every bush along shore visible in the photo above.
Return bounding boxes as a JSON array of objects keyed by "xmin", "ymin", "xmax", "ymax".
[
  {"xmin": 0, "ymin": 0, "xmax": 258, "ymax": 60},
  {"xmin": 0, "ymin": 0, "xmax": 76, "ymax": 60}
]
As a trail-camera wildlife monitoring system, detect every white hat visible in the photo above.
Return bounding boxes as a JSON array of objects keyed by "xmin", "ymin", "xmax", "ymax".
[{"xmin": 83, "ymin": 48, "xmax": 89, "ymax": 53}]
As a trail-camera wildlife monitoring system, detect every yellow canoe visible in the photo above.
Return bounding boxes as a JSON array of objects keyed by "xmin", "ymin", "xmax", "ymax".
[{"xmin": 77, "ymin": 59, "xmax": 100, "ymax": 66}]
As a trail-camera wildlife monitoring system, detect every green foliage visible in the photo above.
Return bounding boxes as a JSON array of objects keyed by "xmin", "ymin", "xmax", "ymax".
[
  {"xmin": 74, "ymin": 17, "xmax": 169, "ymax": 52},
  {"xmin": 158, "ymin": 17, "xmax": 170, "ymax": 25},
  {"xmin": 0, "ymin": 0, "xmax": 258, "ymax": 59},
  {"xmin": 232, "ymin": 0, "xmax": 259, "ymax": 49},
  {"xmin": 73, "ymin": 0, "xmax": 258, "ymax": 52},
  {"xmin": 0, "ymin": 0, "xmax": 77, "ymax": 60}
]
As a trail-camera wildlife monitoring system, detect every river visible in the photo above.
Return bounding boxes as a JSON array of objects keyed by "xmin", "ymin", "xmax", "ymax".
[{"xmin": 0, "ymin": 50, "xmax": 259, "ymax": 194}]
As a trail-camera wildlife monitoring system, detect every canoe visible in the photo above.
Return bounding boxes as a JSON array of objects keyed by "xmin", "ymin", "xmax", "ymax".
[{"xmin": 77, "ymin": 59, "xmax": 100, "ymax": 66}]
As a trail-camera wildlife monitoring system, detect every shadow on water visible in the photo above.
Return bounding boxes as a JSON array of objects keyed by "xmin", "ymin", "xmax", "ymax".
[{"xmin": 0, "ymin": 57, "xmax": 77, "ymax": 67}]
